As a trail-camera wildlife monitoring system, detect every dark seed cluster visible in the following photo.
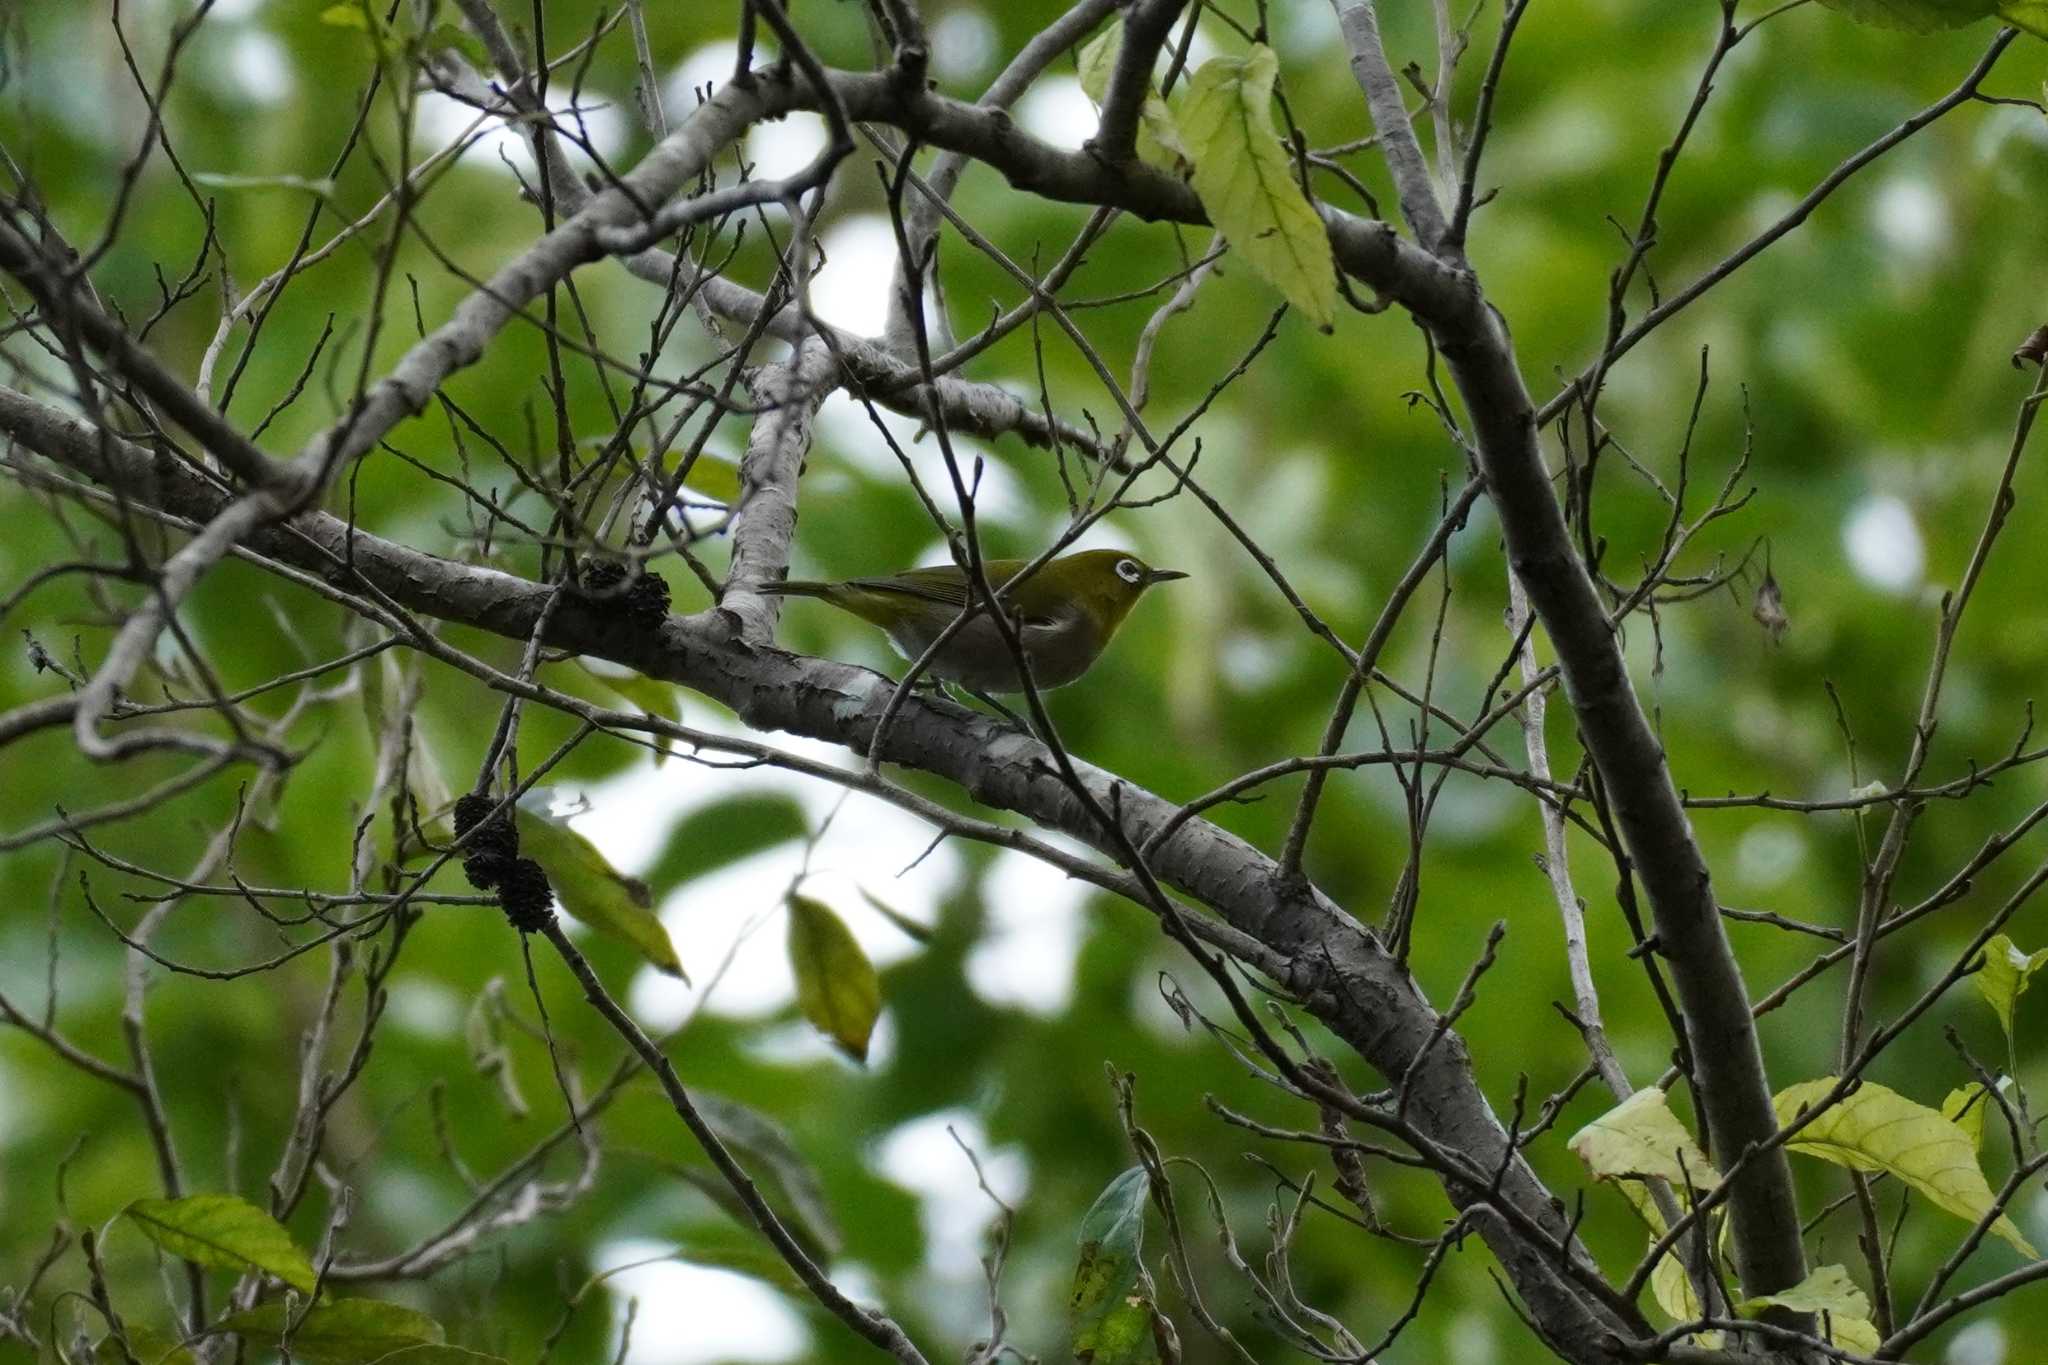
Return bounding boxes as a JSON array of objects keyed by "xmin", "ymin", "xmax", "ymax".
[{"xmin": 452, "ymin": 792, "xmax": 555, "ymax": 933}]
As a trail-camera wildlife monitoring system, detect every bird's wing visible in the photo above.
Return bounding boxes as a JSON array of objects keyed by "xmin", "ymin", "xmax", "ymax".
[{"xmin": 844, "ymin": 560, "xmax": 1025, "ymax": 610}]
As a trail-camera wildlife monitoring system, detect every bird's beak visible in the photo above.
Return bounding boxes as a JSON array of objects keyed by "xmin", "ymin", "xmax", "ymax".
[{"xmin": 1147, "ymin": 568, "xmax": 1189, "ymax": 584}]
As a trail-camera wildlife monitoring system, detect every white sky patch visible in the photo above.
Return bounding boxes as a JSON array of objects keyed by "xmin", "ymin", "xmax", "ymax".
[
  {"xmin": 413, "ymin": 88, "xmax": 629, "ymax": 180},
  {"xmin": 1842, "ymin": 493, "xmax": 1924, "ymax": 594},
  {"xmin": 810, "ymin": 392, "xmax": 1035, "ymax": 534},
  {"xmin": 599, "ymin": 1238, "xmax": 809, "ymax": 1365},
  {"xmin": 1945, "ymin": 1316, "xmax": 2007, "ymax": 1365},
  {"xmin": 216, "ymin": 26, "xmax": 292, "ymax": 106},
  {"xmin": 1015, "ymin": 76, "xmax": 1099, "ymax": 151},
  {"xmin": 930, "ymin": 7, "xmax": 999, "ymax": 85},
  {"xmin": 871, "ymin": 1110, "xmax": 1028, "ymax": 1273},
  {"xmin": 745, "ymin": 113, "xmax": 830, "ymax": 180},
  {"xmin": 566, "ymin": 726, "xmax": 959, "ymax": 1029},
  {"xmin": 666, "ymin": 41, "xmax": 752, "ymax": 115},
  {"xmin": 809, "ymin": 214, "xmax": 902, "ymax": 337},
  {"xmin": 1734, "ymin": 823, "xmax": 1807, "ymax": 890},
  {"xmin": 1870, "ymin": 175, "xmax": 1949, "ymax": 261},
  {"xmin": 384, "ymin": 978, "xmax": 463, "ymax": 1037},
  {"xmin": 965, "ymin": 848, "xmax": 1092, "ymax": 1014}
]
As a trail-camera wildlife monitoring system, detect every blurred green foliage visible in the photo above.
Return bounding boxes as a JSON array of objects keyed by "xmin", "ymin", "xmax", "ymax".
[{"xmin": 2, "ymin": 2, "xmax": 2048, "ymax": 1362}]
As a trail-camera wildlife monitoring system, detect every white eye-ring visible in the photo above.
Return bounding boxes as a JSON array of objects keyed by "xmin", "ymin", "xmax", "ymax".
[{"xmin": 1116, "ymin": 558, "xmax": 1143, "ymax": 584}]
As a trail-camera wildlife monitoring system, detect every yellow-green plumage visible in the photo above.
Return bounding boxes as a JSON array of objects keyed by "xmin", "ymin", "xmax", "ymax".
[{"xmin": 761, "ymin": 548, "xmax": 1185, "ymax": 692}]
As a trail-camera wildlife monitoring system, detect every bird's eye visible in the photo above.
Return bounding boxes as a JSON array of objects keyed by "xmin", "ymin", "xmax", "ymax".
[{"xmin": 1116, "ymin": 558, "xmax": 1143, "ymax": 584}]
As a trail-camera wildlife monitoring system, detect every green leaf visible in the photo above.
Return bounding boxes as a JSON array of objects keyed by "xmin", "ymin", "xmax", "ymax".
[
  {"xmin": 1069, "ymin": 1167, "xmax": 1161, "ymax": 1364},
  {"xmin": 1814, "ymin": 0, "xmax": 1998, "ymax": 28},
  {"xmin": 1567, "ymin": 1088, "xmax": 1719, "ymax": 1190},
  {"xmin": 645, "ymin": 795, "xmax": 808, "ymax": 894},
  {"xmin": 222, "ymin": 1299, "xmax": 445, "ymax": 1363},
  {"xmin": 125, "ymin": 1195, "xmax": 318, "ymax": 1294},
  {"xmin": 1739, "ymin": 1264, "xmax": 1879, "ymax": 1352},
  {"xmin": 421, "ymin": 22, "xmax": 489, "ymax": 68},
  {"xmin": 1739, "ymin": 1261, "xmax": 1869, "ymax": 1319},
  {"xmin": 693, "ymin": 1093, "xmax": 842, "ymax": 1257},
  {"xmin": 563, "ymin": 658, "xmax": 680, "ymax": 766},
  {"xmin": 1077, "ymin": 26, "xmax": 1118, "ymax": 103},
  {"xmin": 1180, "ymin": 47, "xmax": 1336, "ymax": 329},
  {"xmin": 190, "ymin": 173, "xmax": 337, "ymax": 198},
  {"xmin": 1973, "ymin": 933, "xmax": 2048, "ymax": 1042},
  {"xmin": 346, "ymin": 1348, "xmax": 505, "ymax": 1364},
  {"xmin": 1999, "ymin": 2, "xmax": 2048, "ymax": 35},
  {"xmin": 786, "ymin": 894, "xmax": 882, "ymax": 1062},
  {"xmin": 860, "ymin": 888, "xmax": 932, "ymax": 945},
  {"xmin": 515, "ymin": 792, "xmax": 686, "ymax": 979},
  {"xmin": 95, "ymin": 1326, "xmax": 196, "ymax": 1365},
  {"xmin": 1775, "ymin": 1078, "xmax": 2037, "ymax": 1256},
  {"xmin": 318, "ymin": 2, "xmax": 372, "ymax": 29},
  {"xmin": 1076, "ymin": 20, "xmax": 1187, "ymax": 171},
  {"xmin": 1942, "ymin": 1081, "xmax": 2004, "ymax": 1150},
  {"xmin": 676, "ymin": 453, "xmax": 743, "ymax": 505}
]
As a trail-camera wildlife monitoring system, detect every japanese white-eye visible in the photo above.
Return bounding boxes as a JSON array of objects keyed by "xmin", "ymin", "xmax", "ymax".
[{"xmin": 761, "ymin": 548, "xmax": 1187, "ymax": 692}]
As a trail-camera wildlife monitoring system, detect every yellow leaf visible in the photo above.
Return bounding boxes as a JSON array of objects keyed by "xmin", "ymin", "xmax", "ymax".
[
  {"xmin": 1180, "ymin": 46, "xmax": 1335, "ymax": 328},
  {"xmin": 1942, "ymin": 1083, "xmax": 1992, "ymax": 1151},
  {"xmin": 515, "ymin": 793, "xmax": 686, "ymax": 979},
  {"xmin": 2000, "ymin": 2, "xmax": 2048, "ymax": 35},
  {"xmin": 786, "ymin": 894, "xmax": 881, "ymax": 1062},
  {"xmin": 1740, "ymin": 1264, "xmax": 1879, "ymax": 1353},
  {"xmin": 1076, "ymin": 19, "xmax": 1187, "ymax": 171},
  {"xmin": 1568, "ymin": 1088, "xmax": 1718, "ymax": 1190},
  {"xmin": 1775, "ymin": 1078, "xmax": 2036, "ymax": 1256},
  {"xmin": 1973, "ymin": 933, "xmax": 2048, "ymax": 1043},
  {"xmin": 125, "ymin": 1195, "xmax": 317, "ymax": 1294}
]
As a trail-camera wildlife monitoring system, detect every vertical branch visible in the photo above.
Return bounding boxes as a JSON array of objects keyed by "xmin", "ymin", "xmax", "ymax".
[{"xmin": 1329, "ymin": 0, "xmax": 1449, "ymax": 251}]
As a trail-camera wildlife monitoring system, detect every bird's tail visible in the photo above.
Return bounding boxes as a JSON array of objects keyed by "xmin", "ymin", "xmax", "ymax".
[{"xmin": 755, "ymin": 579, "xmax": 833, "ymax": 599}]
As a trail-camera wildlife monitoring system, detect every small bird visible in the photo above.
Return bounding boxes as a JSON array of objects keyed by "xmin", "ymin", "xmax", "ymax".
[{"xmin": 760, "ymin": 548, "xmax": 1187, "ymax": 693}]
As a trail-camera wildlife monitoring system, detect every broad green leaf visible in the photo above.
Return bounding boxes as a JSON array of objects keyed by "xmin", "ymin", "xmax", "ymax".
[
  {"xmin": 679, "ymin": 453, "xmax": 743, "ymax": 505},
  {"xmin": 1181, "ymin": 47, "xmax": 1336, "ymax": 329},
  {"xmin": 222, "ymin": 1299, "xmax": 444, "ymax": 1363},
  {"xmin": 563, "ymin": 658, "xmax": 680, "ymax": 766},
  {"xmin": 1775, "ymin": 1078, "xmax": 2036, "ymax": 1256},
  {"xmin": 95, "ymin": 1326, "xmax": 196, "ymax": 1365},
  {"xmin": 1739, "ymin": 1264, "xmax": 1880, "ymax": 1351},
  {"xmin": 1942, "ymin": 1081, "xmax": 2011, "ymax": 1150},
  {"xmin": 347, "ymin": 1348, "xmax": 505, "ymax": 1364},
  {"xmin": 1076, "ymin": 21, "xmax": 1186, "ymax": 171},
  {"xmin": 125, "ymin": 1195, "xmax": 318, "ymax": 1293},
  {"xmin": 1740, "ymin": 1262, "xmax": 1869, "ymax": 1319},
  {"xmin": 1077, "ymin": 26, "xmax": 1118, "ymax": 103},
  {"xmin": 1069, "ymin": 1167, "xmax": 1161, "ymax": 1363},
  {"xmin": 318, "ymin": 2, "xmax": 371, "ymax": 29},
  {"xmin": 2000, "ymin": 2, "xmax": 2048, "ymax": 35},
  {"xmin": 568, "ymin": 658, "xmax": 680, "ymax": 728},
  {"xmin": 421, "ymin": 22, "xmax": 489, "ymax": 68},
  {"xmin": 1616, "ymin": 1180, "xmax": 1716, "ymax": 1339},
  {"xmin": 1814, "ymin": 0, "xmax": 1998, "ymax": 27},
  {"xmin": 1568, "ymin": 1088, "xmax": 1718, "ymax": 1190},
  {"xmin": 1973, "ymin": 934, "xmax": 2048, "ymax": 1042},
  {"xmin": 515, "ymin": 792, "xmax": 686, "ymax": 979},
  {"xmin": 646, "ymin": 794, "xmax": 808, "ymax": 894},
  {"xmin": 786, "ymin": 894, "xmax": 882, "ymax": 1062}
]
